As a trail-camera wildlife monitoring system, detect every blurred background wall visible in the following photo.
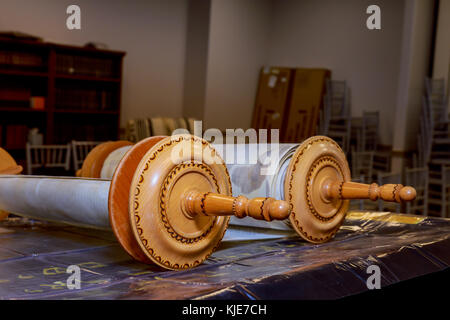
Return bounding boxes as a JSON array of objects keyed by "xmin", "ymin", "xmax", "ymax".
[
  {"xmin": 0, "ymin": 0, "xmax": 188, "ymax": 127},
  {"xmin": 0, "ymin": 0, "xmax": 447, "ymax": 151}
]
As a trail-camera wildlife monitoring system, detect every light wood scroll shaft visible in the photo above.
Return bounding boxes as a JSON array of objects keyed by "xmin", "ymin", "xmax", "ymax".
[
  {"xmin": 323, "ymin": 181, "xmax": 417, "ymax": 203},
  {"xmin": 183, "ymin": 191, "xmax": 290, "ymax": 221}
]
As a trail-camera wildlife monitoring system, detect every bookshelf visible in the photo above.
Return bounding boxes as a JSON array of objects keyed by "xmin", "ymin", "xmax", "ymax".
[{"xmin": 0, "ymin": 38, "xmax": 125, "ymax": 165}]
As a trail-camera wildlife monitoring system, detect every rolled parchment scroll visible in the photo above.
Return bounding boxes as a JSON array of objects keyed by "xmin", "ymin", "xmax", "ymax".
[
  {"xmin": 0, "ymin": 135, "xmax": 290, "ymax": 270},
  {"xmin": 216, "ymin": 136, "xmax": 415, "ymax": 242},
  {"xmin": 80, "ymin": 136, "xmax": 416, "ymax": 244}
]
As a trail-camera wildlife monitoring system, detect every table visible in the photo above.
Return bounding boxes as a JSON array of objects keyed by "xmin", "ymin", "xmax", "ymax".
[{"xmin": 0, "ymin": 211, "xmax": 449, "ymax": 299}]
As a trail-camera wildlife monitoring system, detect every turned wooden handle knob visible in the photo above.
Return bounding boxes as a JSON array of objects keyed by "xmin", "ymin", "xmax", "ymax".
[
  {"xmin": 324, "ymin": 181, "xmax": 417, "ymax": 203},
  {"xmin": 183, "ymin": 190, "xmax": 290, "ymax": 221}
]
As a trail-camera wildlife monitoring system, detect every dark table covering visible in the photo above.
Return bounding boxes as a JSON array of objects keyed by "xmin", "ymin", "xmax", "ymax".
[{"xmin": 0, "ymin": 211, "xmax": 449, "ymax": 299}]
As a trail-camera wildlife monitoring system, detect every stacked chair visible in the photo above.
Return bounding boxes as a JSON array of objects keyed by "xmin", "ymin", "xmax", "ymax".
[
  {"xmin": 350, "ymin": 148, "xmax": 378, "ymax": 211},
  {"xmin": 22, "ymin": 117, "xmax": 199, "ymax": 176},
  {"xmin": 25, "ymin": 143, "xmax": 71, "ymax": 175},
  {"xmin": 26, "ymin": 141, "xmax": 102, "ymax": 176},
  {"xmin": 357, "ymin": 111, "xmax": 379, "ymax": 152},
  {"xmin": 320, "ymin": 80, "xmax": 351, "ymax": 153},
  {"xmin": 346, "ymin": 77, "xmax": 448, "ymax": 217},
  {"xmin": 405, "ymin": 167, "xmax": 429, "ymax": 216},
  {"xmin": 416, "ymin": 77, "xmax": 449, "ymax": 217},
  {"xmin": 356, "ymin": 111, "xmax": 391, "ymax": 173},
  {"xmin": 320, "ymin": 80, "xmax": 432, "ymax": 215},
  {"xmin": 319, "ymin": 80, "xmax": 398, "ymax": 211},
  {"xmin": 71, "ymin": 141, "xmax": 101, "ymax": 172}
]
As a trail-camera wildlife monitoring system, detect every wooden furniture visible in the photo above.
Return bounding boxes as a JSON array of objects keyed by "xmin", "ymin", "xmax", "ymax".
[
  {"xmin": 322, "ymin": 80, "xmax": 351, "ymax": 152},
  {"xmin": 0, "ymin": 147, "xmax": 22, "ymax": 175},
  {"xmin": 416, "ymin": 77, "xmax": 449, "ymax": 216},
  {"xmin": 428, "ymin": 165, "xmax": 450, "ymax": 218},
  {"xmin": 361, "ymin": 111, "xmax": 379, "ymax": 151},
  {"xmin": 0, "ymin": 38, "xmax": 125, "ymax": 166},
  {"xmin": 405, "ymin": 167, "xmax": 429, "ymax": 216},
  {"xmin": 76, "ymin": 135, "xmax": 417, "ymax": 244},
  {"xmin": 351, "ymin": 149, "xmax": 374, "ymax": 181},
  {"xmin": 252, "ymin": 67, "xmax": 330, "ymax": 143},
  {"xmin": 25, "ymin": 143, "xmax": 71, "ymax": 175},
  {"xmin": 76, "ymin": 140, "xmax": 133, "ymax": 178},
  {"xmin": 0, "ymin": 147, "xmax": 22, "ymax": 220},
  {"xmin": 283, "ymin": 136, "xmax": 414, "ymax": 241},
  {"xmin": 0, "ymin": 136, "xmax": 416, "ymax": 267},
  {"xmin": 0, "ymin": 135, "xmax": 290, "ymax": 270},
  {"xmin": 71, "ymin": 140, "xmax": 102, "ymax": 172}
]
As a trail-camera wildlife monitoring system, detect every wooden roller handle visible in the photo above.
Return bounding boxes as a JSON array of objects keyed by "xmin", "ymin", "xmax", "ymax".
[
  {"xmin": 183, "ymin": 190, "xmax": 290, "ymax": 221},
  {"xmin": 323, "ymin": 181, "xmax": 416, "ymax": 203},
  {"xmin": 0, "ymin": 165, "xmax": 23, "ymax": 175}
]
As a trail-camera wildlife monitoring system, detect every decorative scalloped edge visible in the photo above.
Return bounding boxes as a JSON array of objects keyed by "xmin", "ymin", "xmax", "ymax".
[
  {"xmin": 287, "ymin": 136, "xmax": 347, "ymax": 243},
  {"xmin": 132, "ymin": 135, "xmax": 231, "ymax": 270},
  {"xmin": 160, "ymin": 163, "xmax": 218, "ymax": 244},
  {"xmin": 305, "ymin": 156, "xmax": 345, "ymax": 222}
]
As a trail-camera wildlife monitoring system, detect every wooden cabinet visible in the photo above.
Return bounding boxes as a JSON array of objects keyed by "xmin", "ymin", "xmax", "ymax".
[
  {"xmin": 0, "ymin": 39, "xmax": 125, "ymax": 163},
  {"xmin": 252, "ymin": 67, "xmax": 330, "ymax": 143}
]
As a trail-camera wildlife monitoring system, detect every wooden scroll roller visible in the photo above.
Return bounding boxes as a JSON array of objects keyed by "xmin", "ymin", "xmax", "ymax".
[
  {"xmin": 183, "ymin": 191, "xmax": 289, "ymax": 221},
  {"xmin": 214, "ymin": 135, "xmax": 416, "ymax": 243},
  {"xmin": 0, "ymin": 147, "xmax": 23, "ymax": 221},
  {"xmin": 285, "ymin": 136, "xmax": 415, "ymax": 243},
  {"xmin": 0, "ymin": 135, "xmax": 289, "ymax": 270},
  {"xmin": 78, "ymin": 136, "xmax": 417, "ymax": 244},
  {"xmin": 0, "ymin": 147, "xmax": 23, "ymax": 175},
  {"xmin": 76, "ymin": 140, "xmax": 134, "ymax": 178}
]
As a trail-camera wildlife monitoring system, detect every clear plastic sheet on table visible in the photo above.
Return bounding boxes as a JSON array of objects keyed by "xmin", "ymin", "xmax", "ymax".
[{"xmin": 0, "ymin": 211, "xmax": 449, "ymax": 299}]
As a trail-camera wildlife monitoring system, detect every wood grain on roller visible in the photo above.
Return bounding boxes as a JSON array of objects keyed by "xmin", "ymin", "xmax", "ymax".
[
  {"xmin": 74, "ymin": 138, "xmax": 417, "ymax": 244},
  {"xmin": 78, "ymin": 140, "xmax": 133, "ymax": 178},
  {"xmin": 214, "ymin": 136, "xmax": 416, "ymax": 243},
  {"xmin": 0, "ymin": 135, "xmax": 291, "ymax": 270},
  {"xmin": 0, "ymin": 147, "xmax": 23, "ymax": 221},
  {"xmin": 0, "ymin": 136, "xmax": 416, "ymax": 270},
  {"xmin": 0, "ymin": 147, "xmax": 23, "ymax": 176}
]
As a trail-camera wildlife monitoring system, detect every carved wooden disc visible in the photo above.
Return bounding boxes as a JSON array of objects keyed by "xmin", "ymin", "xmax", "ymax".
[
  {"xmin": 109, "ymin": 136, "xmax": 166, "ymax": 263},
  {"xmin": 285, "ymin": 136, "xmax": 351, "ymax": 243},
  {"xmin": 129, "ymin": 135, "xmax": 231, "ymax": 270},
  {"xmin": 79, "ymin": 140, "xmax": 133, "ymax": 178},
  {"xmin": 0, "ymin": 147, "xmax": 22, "ymax": 221},
  {"xmin": 0, "ymin": 147, "xmax": 22, "ymax": 175}
]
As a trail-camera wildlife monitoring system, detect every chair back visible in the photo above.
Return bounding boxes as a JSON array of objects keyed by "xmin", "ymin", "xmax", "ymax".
[
  {"xmin": 405, "ymin": 167, "xmax": 428, "ymax": 216},
  {"xmin": 351, "ymin": 149, "xmax": 374, "ymax": 180},
  {"xmin": 71, "ymin": 141, "xmax": 101, "ymax": 171},
  {"xmin": 26, "ymin": 144, "xmax": 71, "ymax": 175}
]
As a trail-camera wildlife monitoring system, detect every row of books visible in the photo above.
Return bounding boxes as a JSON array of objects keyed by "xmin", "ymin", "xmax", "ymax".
[
  {"xmin": 55, "ymin": 88, "xmax": 114, "ymax": 110},
  {"xmin": 0, "ymin": 86, "xmax": 46, "ymax": 109},
  {"xmin": 55, "ymin": 54, "xmax": 116, "ymax": 78},
  {"xmin": 0, "ymin": 125, "xmax": 29, "ymax": 150},
  {"xmin": 0, "ymin": 87, "xmax": 31, "ymax": 101},
  {"xmin": 0, "ymin": 50, "xmax": 44, "ymax": 68}
]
